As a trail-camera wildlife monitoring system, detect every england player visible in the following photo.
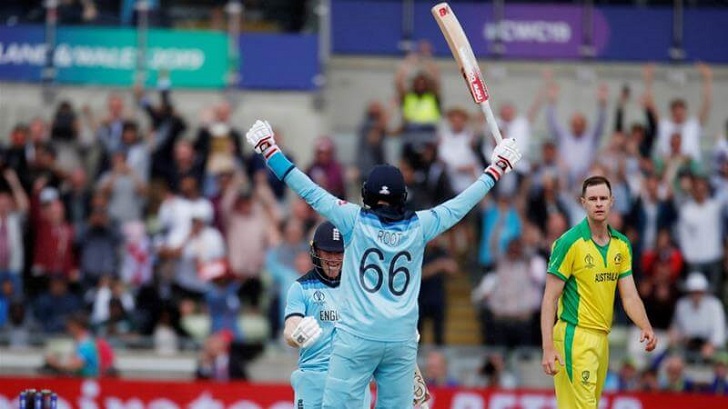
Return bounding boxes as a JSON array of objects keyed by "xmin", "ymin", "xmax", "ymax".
[
  {"xmin": 246, "ymin": 120, "xmax": 521, "ymax": 408},
  {"xmin": 284, "ymin": 221, "xmax": 372, "ymax": 409}
]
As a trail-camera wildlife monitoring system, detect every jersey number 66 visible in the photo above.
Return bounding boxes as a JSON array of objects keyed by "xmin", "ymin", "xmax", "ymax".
[{"xmin": 359, "ymin": 249, "xmax": 412, "ymax": 296}]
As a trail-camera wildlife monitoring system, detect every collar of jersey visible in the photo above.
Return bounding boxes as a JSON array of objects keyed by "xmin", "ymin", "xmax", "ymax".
[
  {"xmin": 577, "ymin": 218, "xmax": 617, "ymax": 241},
  {"xmin": 365, "ymin": 206, "xmax": 414, "ymax": 223}
]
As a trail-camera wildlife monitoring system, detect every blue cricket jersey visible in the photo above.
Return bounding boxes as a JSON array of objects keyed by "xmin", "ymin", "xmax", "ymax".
[
  {"xmin": 269, "ymin": 152, "xmax": 495, "ymax": 342},
  {"xmin": 285, "ymin": 269, "xmax": 342, "ymax": 371}
]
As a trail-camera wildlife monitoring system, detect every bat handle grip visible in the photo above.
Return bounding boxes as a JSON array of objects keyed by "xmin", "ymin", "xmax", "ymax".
[{"xmin": 480, "ymin": 100, "xmax": 503, "ymax": 144}]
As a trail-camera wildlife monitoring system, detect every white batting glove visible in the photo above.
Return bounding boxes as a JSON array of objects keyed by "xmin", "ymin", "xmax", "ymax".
[
  {"xmin": 485, "ymin": 138, "xmax": 522, "ymax": 181},
  {"xmin": 291, "ymin": 316, "xmax": 323, "ymax": 348},
  {"xmin": 245, "ymin": 120, "xmax": 280, "ymax": 158}
]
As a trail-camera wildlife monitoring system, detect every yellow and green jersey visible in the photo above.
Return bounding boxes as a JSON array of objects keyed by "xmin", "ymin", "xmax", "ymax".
[{"xmin": 547, "ymin": 218, "xmax": 633, "ymax": 333}]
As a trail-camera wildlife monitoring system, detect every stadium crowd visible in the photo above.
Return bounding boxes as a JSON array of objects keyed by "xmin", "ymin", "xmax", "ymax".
[{"xmin": 0, "ymin": 45, "xmax": 726, "ymax": 392}]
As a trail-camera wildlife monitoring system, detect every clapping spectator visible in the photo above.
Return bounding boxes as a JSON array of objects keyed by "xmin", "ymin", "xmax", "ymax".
[
  {"xmin": 98, "ymin": 150, "xmax": 147, "ymax": 224},
  {"xmin": 0, "ymin": 169, "xmax": 28, "ymax": 296}
]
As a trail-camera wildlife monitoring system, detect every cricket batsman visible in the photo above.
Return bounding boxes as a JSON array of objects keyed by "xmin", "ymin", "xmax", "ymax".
[{"xmin": 246, "ymin": 120, "xmax": 521, "ymax": 408}]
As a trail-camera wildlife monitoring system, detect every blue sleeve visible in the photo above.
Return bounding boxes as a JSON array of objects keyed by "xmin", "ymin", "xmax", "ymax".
[
  {"xmin": 284, "ymin": 282, "xmax": 306, "ymax": 321},
  {"xmin": 417, "ymin": 173, "xmax": 496, "ymax": 242},
  {"xmin": 267, "ymin": 151, "xmax": 359, "ymax": 236}
]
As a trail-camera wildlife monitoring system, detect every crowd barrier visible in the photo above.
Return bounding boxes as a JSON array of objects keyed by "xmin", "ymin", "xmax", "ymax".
[{"xmin": 1, "ymin": 377, "xmax": 727, "ymax": 409}]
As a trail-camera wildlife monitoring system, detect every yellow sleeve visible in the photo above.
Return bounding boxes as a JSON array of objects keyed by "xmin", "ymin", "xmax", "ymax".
[
  {"xmin": 618, "ymin": 241, "xmax": 633, "ymax": 278},
  {"xmin": 547, "ymin": 237, "xmax": 575, "ymax": 281}
]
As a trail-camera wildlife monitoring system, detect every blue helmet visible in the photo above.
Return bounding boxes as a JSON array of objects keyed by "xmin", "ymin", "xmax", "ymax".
[
  {"xmin": 361, "ymin": 164, "xmax": 408, "ymax": 210},
  {"xmin": 310, "ymin": 221, "xmax": 344, "ymax": 278}
]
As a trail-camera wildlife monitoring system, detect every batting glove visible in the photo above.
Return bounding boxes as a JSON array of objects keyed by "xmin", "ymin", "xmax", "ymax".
[
  {"xmin": 245, "ymin": 119, "xmax": 280, "ymax": 159},
  {"xmin": 291, "ymin": 316, "xmax": 323, "ymax": 348},
  {"xmin": 485, "ymin": 138, "xmax": 522, "ymax": 181}
]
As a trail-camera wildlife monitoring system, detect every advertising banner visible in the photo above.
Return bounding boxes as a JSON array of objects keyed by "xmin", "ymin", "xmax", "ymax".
[
  {"xmin": 1, "ymin": 377, "xmax": 728, "ymax": 409},
  {"xmin": 0, "ymin": 26, "xmax": 228, "ymax": 87},
  {"xmin": 331, "ymin": 1, "xmax": 728, "ymax": 62},
  {"xmin": 239, "ymin": 34, "xmax": 320, "ymax": 90}
]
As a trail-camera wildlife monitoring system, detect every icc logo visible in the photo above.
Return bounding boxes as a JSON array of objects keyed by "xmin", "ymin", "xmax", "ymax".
[
  {"xmin": 313, "ymin": 290, "xmax": 326, "ymax": 304},
  {"xmin": 585, "ymin": 254, "xmax": 595, "ymax": 268}
]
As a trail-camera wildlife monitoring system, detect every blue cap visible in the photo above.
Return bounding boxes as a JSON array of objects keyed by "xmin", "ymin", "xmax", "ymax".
[
  {"xmin": 312, "ymin": 221, "xmax": 344, "ymax": 253},
  {"xmin": 362, "ymin": 164, "xmax": 407, "ymax": 209}
]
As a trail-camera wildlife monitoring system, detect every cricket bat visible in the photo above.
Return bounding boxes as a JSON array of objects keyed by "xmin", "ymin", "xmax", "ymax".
[{"xmin": 431, "ymin": 2, "xmax": 503, "ymax": 144}]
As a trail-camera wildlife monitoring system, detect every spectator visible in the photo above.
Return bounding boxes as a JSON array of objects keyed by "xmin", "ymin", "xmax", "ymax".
[
  {"xmin": 640, "ymin": 368, "xmax": 660, "ymax": 392},
  {"xmin": 419, "ymin": 240, "xmax": 458, "ymax": 346},
  {"xmin": 90, "ymin": 276, "xmax": 135, "ymax": 327},
  {"xmin": 652, "ymin": 63, "xmax": 712, "ymax": 161},
  {"xmin": 94, "ymin": 93, "xmax": 128, "ymax": 170},
  {"xmin": 530, "ymin": 140, "xmax": 568, "ymax": 194},
  {"xmin": 0, "ymin": 278, "xmax": 12, "ymax": 327},
  {"xmin": 0, "ymin": 301, "xmax": 35, "ymax": 349},
  {"xmin": 265, "ymin": 217, "xmax": 310, "ymax": 333},
  {"xmin": 546, "ymin": 81, "xmax": 608, "ymax": 188},
  {"xmin": 119, "ymin": 221, "xmax": 153, "ymax": 288},
  {"xmin": 670, "ymin": 272, "xmax": 726, "ymax": 360},
  {"xmin": 708, "ymin": 353, "xmax": 728, "ymax": 395},
  {"xmin": 120, "ymin": 120, "xmax": 150, "ymax": 183},
  {"xmin": 62, "ymin": 167, "xmax": 93, "ymax": 234},
  {"xmin": 659, "ymin": 355, "xmax": 697, "ymax": 393},
  {"xmin": 424, "ymin": 350, "xmax": 458, "ymax": 387},
  {"xmin": 133, "ymin": 84, "xmax": 188, "ymax": 182},
  {"xmin": 677, "ymin": 176, "xmax": 725, "ymax": 294},
  {"xmin": 157, "ymin": 175, "xmax": 213, "ymax": 252},
  {"xmin": 472, "ymin": 237, "xmax": 544, "ymax": 347},
  {"xmin": 356, "ymin": 101, "xmax": 389, "ymax": 183},
  {"xmin": 95, "ymin": 297, "xmax": 138, "ymax": 343},
  {"xmin": 195, "ymin": 331, "xmax": 246, "ymax": 381},
  {"xmin": 3, "ymin": 123, "xmax": 30, "ymax": 183},
  {"xmin": 44, "ymin": 312, "xmax": 100, "ymax": 378},
  {"xmin": 306, "ymin": 137, "xmax": 346, "ymax": 200},
  {"xmin": 641, "ymin": 229, "xmax": 684, "ymax": 283},
  {"xmin": 395, "ymin": 40, "xmax": 441, "ymax": 132},
  {"xmin": 161, "ymin": 205, "xmax": 225, "ymax": 300},
  {"xmin": 31, "ymin": 196, "xmax": 77, "ymax": 285},
  {"xmin": 161, "ymin": 140, "xmax": 205, "ymax": 195},
  {"xmin": 615, "ymin": 66, "xmax": 658, "ymax": 160},
  {"xmin": 222, "ymin": 183, "xmax": 279, "ymax": 308},
  {"xmin": 50, "ymin": 100, "xmax": 82, "ymax": 171},
  {"xmin": 77, "ymin": 207, "xmax": 122, "ymax": 291},
  {"xmin": 27, "ymin": 143, "xmax": 66, "ymax": 191},
  {"xmin": 98, "ymin": 150, "xmax": 147, "ymax": 224},
  {"xmin": 438, "ymin": 107, "xmax": 479, "ymax": 195},
  {"xmin": 614, "ymin": 357, "xmax": 641, "ymax": 392},
  {"xmin": 195, "ymin": 101, "xmax": 243, "ymax": 194},
  {"xmin": 201, "ymin": 260, "xmax": 242, "ymax": 340},
  {"xmin": 0, "ymin": 169, "xmax": 28, "ymax": 296},
  {"xmin": 481, "ymin": 70, "xmax": 548, "ymax": 176},
  {"xmin": 476, "ymin": 353, "xmax": 517, "ymax": 389},
  {"xmin": 33, "ymin": 276, "xmax": 83, "ymax": 334},
  {"xmin": 478, "ymin": 193, "xmax": 522, "ymax": 272},
  {"xmin": 526, "ymin": 172, "xmax": 571, "ymax": 235},
  {"xmin": 627, "ymin": 173, "xmax": 678, "ymax": 257}
]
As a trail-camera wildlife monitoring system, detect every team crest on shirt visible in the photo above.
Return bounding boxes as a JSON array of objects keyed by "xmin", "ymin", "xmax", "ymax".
[
  {"xmin": 614, "ymin": 253, "xmax": 623, "ymax": 265},
  {"xmin": 584, "ymin": 254, "xmax": 595, "ymax": 268},
  {"xmin": 581, "ymin": 370, "xmax": 590, "ymax": 385},
  {"xmin": 313, "ymin": 290, "xmax": 326, "ymax": 304}
]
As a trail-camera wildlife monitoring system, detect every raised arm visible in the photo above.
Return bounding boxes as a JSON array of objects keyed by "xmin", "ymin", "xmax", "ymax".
[
  {"xmin": 527, "ymin": 69, "xmax": 551, "ymax": 124},
  {"xmin": 696, "ymin": 63, "xmax": 713, "ymax": 125},
  {"xmin": 590, "ymin": 84, "xmax": 609, "ymax": 146},
  {"xmin": 4, "ymin": 169, "xmax": 29, "ymax": 214},
  {"xmin": 642, "ymin": 64, "xmax": 659, "ymax": 123},
  {"xmin": 545, "ymin": 83, "xmax": 567, "ymax": 142},
  {"xmin": 418, "ymin": 139, "xmax": 522, "ymax": 241},
  {"xmin": 245, "ymin": 120, "xmax": 359, "ymax": 237}
]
